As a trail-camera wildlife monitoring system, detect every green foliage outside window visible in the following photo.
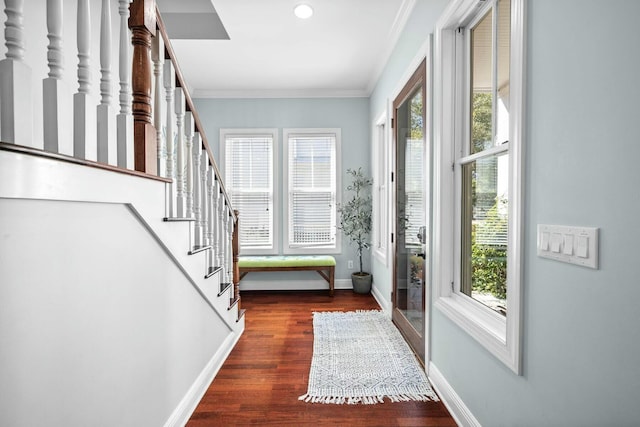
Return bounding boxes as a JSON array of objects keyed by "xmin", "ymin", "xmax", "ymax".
[{"xmin": 471, "ymin": 200, "xmax": 507, "ymax": 300}]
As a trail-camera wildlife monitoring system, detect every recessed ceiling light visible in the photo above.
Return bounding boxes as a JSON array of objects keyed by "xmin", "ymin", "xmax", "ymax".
[{"xmin": 294, "ymin": 4, "xmax": 314, "ymax": 19}]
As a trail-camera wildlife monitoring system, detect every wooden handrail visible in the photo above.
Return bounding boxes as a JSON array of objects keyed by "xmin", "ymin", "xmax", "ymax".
[
  {"xmin": 0, "ymin": 142, "xmax": 170, "ymax": 183},
  {"xmin": 154, "ymin": 7, "xmax": 236, "ymax": 222}
]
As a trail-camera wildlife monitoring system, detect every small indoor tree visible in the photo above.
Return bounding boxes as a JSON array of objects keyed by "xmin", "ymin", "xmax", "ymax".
[{"xmin": 337, "ymin": 168, "xmax": 373, "ymax": 293}]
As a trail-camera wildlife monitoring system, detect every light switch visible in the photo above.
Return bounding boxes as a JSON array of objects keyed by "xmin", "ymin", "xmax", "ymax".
[
  {"xmin": 537, "ymin": 224, "xmax": 598, "ymax": 269},
  {"xmin": 550, "ymin": 233, "xmax": 562, "ymax": 253},
  {"xmin": 540, "ymin": 232, "xmax": 550, "ymax": 250},
  {"xmin": 576, "ymin": 235, "xmax": 588, "ymax": 258},
  {"xmin": 563, "ymin": 234, "xmax": 574, "ymax": 255}
]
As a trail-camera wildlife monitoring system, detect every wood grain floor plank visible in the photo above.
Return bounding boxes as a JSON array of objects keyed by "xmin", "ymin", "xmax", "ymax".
[{"xmin": 187, "ymin": 290, "xmax": 456, "ymax": 426}]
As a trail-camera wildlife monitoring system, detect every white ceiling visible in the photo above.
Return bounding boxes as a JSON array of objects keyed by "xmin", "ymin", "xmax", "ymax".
[{"xmin": 158, "ymin": 0, "xmax": 412, "ymax": 98}]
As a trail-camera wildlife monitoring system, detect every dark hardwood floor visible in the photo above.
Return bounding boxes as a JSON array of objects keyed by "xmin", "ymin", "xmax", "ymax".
[{"xmin": 187, "ymin": 290, "xmax": 456, "ymax": 426}]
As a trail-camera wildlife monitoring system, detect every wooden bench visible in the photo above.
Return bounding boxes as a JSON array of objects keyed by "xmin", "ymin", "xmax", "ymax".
[{"xmin": 238, "ymin": 255, "xmax": 336, "ymax": 296}]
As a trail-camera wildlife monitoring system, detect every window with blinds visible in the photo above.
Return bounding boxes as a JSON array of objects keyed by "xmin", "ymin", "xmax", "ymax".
[
  {"xmin": 221, "ymin": 129, "xmax": 277, "ymax": 253},
  {"xmin": 284, "ymin": 129, "xmax": 340, "ymax": 252}
]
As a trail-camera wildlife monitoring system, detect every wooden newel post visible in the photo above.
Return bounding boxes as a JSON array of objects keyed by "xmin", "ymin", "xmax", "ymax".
[
  {"xmin": 232, "ymin": 209, "xmax": 240, "ymax": 309},
  {"xmin": 129, "ymin": 0, "xmax": 157, "ymax": 174}
]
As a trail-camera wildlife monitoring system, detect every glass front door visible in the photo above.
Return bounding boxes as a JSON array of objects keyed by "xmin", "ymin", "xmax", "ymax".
[{"xmin": 392, "ymin": 59, "xmax": 427, "ymax": 363}]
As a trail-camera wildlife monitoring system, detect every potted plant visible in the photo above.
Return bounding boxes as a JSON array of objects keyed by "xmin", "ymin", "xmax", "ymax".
[{"xmin": 337, "ymin": 167, "xmax": 373, "ymax": 293}]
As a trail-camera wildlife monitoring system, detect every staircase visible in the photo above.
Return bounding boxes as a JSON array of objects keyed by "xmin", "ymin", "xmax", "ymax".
[{"xmin": 0, "ymin": 1, "xmax": 243, "ymax": 425}]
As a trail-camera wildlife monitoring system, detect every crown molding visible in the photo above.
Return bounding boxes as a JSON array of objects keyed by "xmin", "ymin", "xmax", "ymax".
[
  {"xmin": 192, "ymin": 88, "xmax": 369, "ymax": 99},
  {"xmin": 365, "ymin": 0, "xmax": 417, "ymax": 95}
]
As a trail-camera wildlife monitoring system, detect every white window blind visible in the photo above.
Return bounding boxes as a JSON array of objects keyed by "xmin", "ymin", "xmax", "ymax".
[
  {"xmin": 286, "ymin": 132, "xmax": 337, "ymax": 249},
  {"xmin": 223, "ymin": 132, "xmax": 274, "ymax": 251},
  {"xmin": 404, "ymin": 138, "xmax": 425, "ymax": 248}
]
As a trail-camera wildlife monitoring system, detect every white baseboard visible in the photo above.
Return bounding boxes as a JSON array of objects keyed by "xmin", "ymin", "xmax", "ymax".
[
  {"xmin": 371, "ymin": 284, "xmax": 391, "ymax": 314},
  {"xmin": 428, "ymin": 362, "xmax": 481, "ymax": 427},
  {"xmin": 239, "ymin": 278, "xmax": 352, "ymax": 292},
  {"xmin": 163, "ymin": 328, "xmax": 244, "ymax": 427}
]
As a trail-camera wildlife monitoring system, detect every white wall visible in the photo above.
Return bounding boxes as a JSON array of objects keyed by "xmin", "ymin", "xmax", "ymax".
[{"xmin": 0, "ymin": 151, "xmax": 242, "ymax": 426}]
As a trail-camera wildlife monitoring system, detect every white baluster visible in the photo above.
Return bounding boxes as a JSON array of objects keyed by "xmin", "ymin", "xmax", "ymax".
[
  {"xmin": 0, "ymin": 0, "xmax": 33, "ymax": 146},
  {"xmin": 43, "ymin": 0, "xmax": 72, "ymax": 155},
  {"xmin": 184, "ymin": 111, "xmax": 194, "ymax": 218},
  {"xmin": 116, "ymin": 0, "xmax": 133, "ymax": 169},
  {"xmin": 192, "ymin": 134, "xmax": 202, "ymax": 248},
  {"xmin": 164, "ymin": 60, "xmax": 176, "ymax": 217},
  {"xmin": 200, "ymin": 150, "xmax": 209, "ymax": 246},
  {"xmin": 73, "ymin": 0, "xmax": 96, "ymax": 160},
  {"xmin": 46, "ymin": 0, "xmax": 63, "ymax": 80},
  {"xmin": 216, "ymin": 187, "xmax": 225, "ymax": 269},
  {"xmin": 151, "ymin": 34, "xmax": 165, "ymax": 177},
  {"xmin": 207, "ymin": 167, "xmax": 215, "ymax": 269},
  {"xmin": 225, "ymin": 207, "xmax": 232, "ymax": 283},
  {"xmin": 220, "ymin": 203, "xmax": 228, "ymax": 280},
  {"xmin": 228, "ymin": 210, "xmax": 234, "ymax": 284},
  {"xmin": 97, "ymin": 0, "xmax": 116, "ymax": 165},
  {"xmin": 211, "ymin": 179, "xmax": 220, "ymax": 267},
  {"xmin": 175, "ymin": 87, "xmax": 186, "ymax": 218}
]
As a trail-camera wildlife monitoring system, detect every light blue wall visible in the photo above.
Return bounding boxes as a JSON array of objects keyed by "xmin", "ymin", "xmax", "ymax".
[
  {"xmin": 430, "ymin": 1, "xmax": 640, "ymax": 426},
  {"xmin": 193, "ymin": 97, "xmax": 370, "ymax": 280},
  {"xmin": 369, "ymin": 0, "xmax": 640, "ymax": 425}
]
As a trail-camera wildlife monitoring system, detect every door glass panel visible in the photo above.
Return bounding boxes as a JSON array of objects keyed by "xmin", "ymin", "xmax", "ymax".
[{"xmin": 394, "ymin": 83, "xmax": 426, "ymax": 351}]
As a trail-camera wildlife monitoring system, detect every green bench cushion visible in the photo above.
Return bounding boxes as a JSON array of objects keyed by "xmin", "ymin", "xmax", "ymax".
[{"xmin": 238, "ymin": 255, "xmax": 336, "ymax": 268}]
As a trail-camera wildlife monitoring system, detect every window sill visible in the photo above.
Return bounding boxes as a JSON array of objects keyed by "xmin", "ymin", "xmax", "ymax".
[
  {"xmin": 283, "ymin": 246, "xmax": 340, "ymax": 255},
  {"xmin": 434, "ymin": 293, "xmax": 520, "ymax": 374}
]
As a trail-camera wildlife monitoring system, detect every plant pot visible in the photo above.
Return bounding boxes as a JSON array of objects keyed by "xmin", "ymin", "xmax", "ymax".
[{"xmin": 351, "ymin": 272, "xmax": 373, "ymax": 294}]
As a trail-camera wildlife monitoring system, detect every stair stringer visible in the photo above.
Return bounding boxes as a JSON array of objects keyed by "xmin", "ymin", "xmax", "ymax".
[
  {"xmin": 0, "ymin": 149, "xmax": 245, "ymax": 426},
  {"xmin": 0, "ymin": 149, "xmax": 243, "ymax": 331}
]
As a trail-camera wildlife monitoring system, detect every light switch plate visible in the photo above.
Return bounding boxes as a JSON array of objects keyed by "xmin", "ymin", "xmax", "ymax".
[{"xmin": 537, "ymin": 224, "xmax": 599, "ymax": 269}]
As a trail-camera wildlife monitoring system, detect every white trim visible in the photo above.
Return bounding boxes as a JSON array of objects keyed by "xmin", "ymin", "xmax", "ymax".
[
  {"xmin": 192, "ymin": 88, "xmax": 369, "ymax": 99},
  {"xmin": 219, "ymin": 128, "xmax": 280, "ymax": 255},
  {"xmin": 459, "ymin": 143, "xmax": 509, "ymax": 165},
  {"xmin": 372, "ymin": 110, "xmax": 389, "ymax": 266},
  {"xmin": 371, "ymin": 281, "xmax": 391, "ymax": 314},
  {"xmin": 365, "ymin": 0, "xmax": 418, "ymax": 94},
  {"xmin": 387, "ymin": 35, "xmax": 434, "ymax": 366},
  {"xmin": 424, "ymin": 34, "xmax": 435, "ymax": 368},
  {"xmin": 163, "ymin": 330, "xmax": 243, "ymax": 427},
  {"xmin": 433, "ymin": 0, "xmax": 525, "ymax": 374},
  {"xmin": 428, "ymin": 362, "xmax": 481, "ymax": 427},
  {"xmin": 239, "ymin": 278, "xmax": 352, "ymax": 292},
  {"xmin": 282, "ymin": 128, "xmax": 342, "ymax": 255}
]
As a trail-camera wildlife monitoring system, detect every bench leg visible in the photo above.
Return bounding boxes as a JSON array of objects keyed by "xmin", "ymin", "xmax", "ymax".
[{"xmin": 329, "ymin": 266, "xmax": 335, "ymax": 297}]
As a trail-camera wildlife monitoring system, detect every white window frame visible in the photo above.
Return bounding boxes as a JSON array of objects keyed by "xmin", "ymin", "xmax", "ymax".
[
  {"xmin": 283, "ymin": 128, "xmax": 342, "ymax": 254},
  {"xmin": 433, "ymin": 0, "xmax": 525, "ymax": 374},
  {"xmin": 220, "ymin": 128, "xmax": 279, "ymax": 255},
  {"xmin": 372, "ymin": 111, "xmax": 389, "ymax": 266}
]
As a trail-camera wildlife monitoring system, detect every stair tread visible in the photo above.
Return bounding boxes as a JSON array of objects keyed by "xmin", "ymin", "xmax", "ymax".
[
  {"xmin": 163, "ymin": 217, "xmax": 195, "ymax": 222},
  {"xmin": 218, "ymin": 282, "xmax": 232, "ymax": 297},
  {"xmin": 188, "ymin": 245, "xmax": 212, "ymax": 255},
  {"xmin": 228, "ymin": 295, "xmax": 240, "ymax": 310},
  {"xmin": 205, "ymin": 266, "xmax": 223, "ymax": 279}
]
